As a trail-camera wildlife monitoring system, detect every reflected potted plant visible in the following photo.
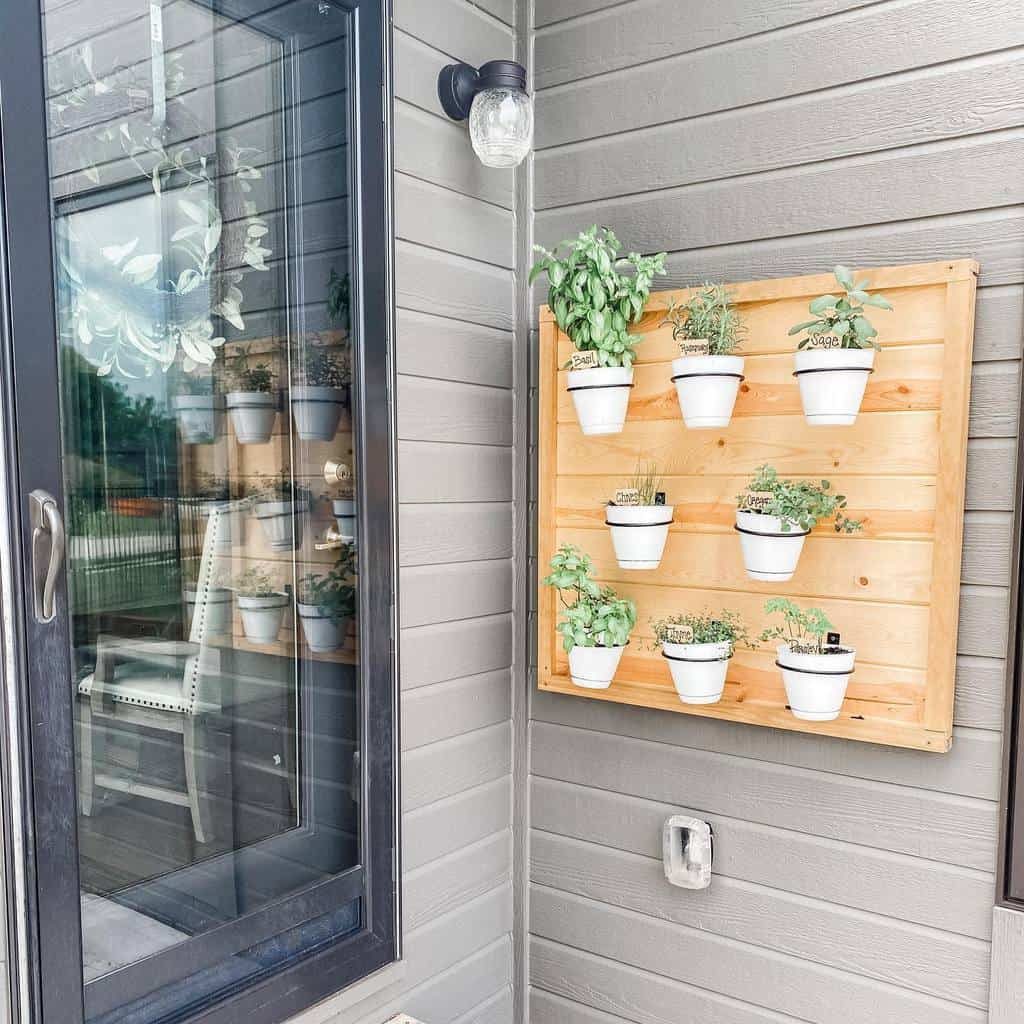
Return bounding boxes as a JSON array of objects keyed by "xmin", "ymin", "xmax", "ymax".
[
  {"xmin": 172, "ymin": 371, "xmax": 224, "ymax": 445},
  {"xmin": 189, "ymin": 471, "xmax": 235, "ymax": 551},
  {"xmin": 530, "ymin": 226, "xmax": 666, "ymax": 435},
  {"xmin": 760, "ymin": 598, "xmax": 855, "ymax": 721},
  {"xmin": 184, "ymin": 569, "xmax": 233, "ymax": 637},
  {"xmin": 247, "ymin": 472, "xmax": 310, "ymax": 552},
  {"xmin": 226, "ymin": 354, "xmax": 278, "ymax": 444},
  {"xmin": 605, "ymin": 461, "xmax": 673, "ymax": 570},
  {"xmin": 291, "ymin": 345, "xmax": 351, "ymax": 441},
  {"xmin": 651, "ymin": 609, "xmax": 750, "ymax": 705},
  {"xmin": 297, "ymin": 546, "xmax": 356, "ymax": 653},
  {"xmin": 661, "ymin": 283, "xmax": 745, "ymax": 428},
  {"xmin": 735, "ymin": 465, "xmax": 862, "ymax": 582},
  {"xmin": 543, "ymin": 543, "xmax": 636, "ymax": 689},
  {"xmin": 789, "ymin": 266, "xmax": 893, "ymax": 426},
  {"xmin": 330, "ymin": 482, "xmax": 357, "ymax": 545},
  {"xmin": 232, "ymin": 564, "xmax": 289, "ymax": 645}
]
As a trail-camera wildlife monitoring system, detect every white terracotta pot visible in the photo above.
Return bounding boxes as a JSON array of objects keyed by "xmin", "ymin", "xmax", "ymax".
[
  {"xmin": 298, "ymin": 604, "xmax": 349, "ymax": 653},
  {"xmin": 291, "ymin": 385, "xmax": 347, "ymax": 442},
  {"xmin": 794, "ymin": 346, "xmax": 875, "ymax": 426},
  {"xmin": 237, "ymin": 594, "xmax": 288, "ymax": 645},
  {"xmin": 226, "ymin": 391, "xmax": 277, "ymax": 444},
  {"xmin": 776, "ymin": 642, "xmax": 855, "ymax": 721},
  {"xmin": 173, "ymin": 395, "xmax": 224, "ymax": 445},
  {"xmin": 661, "ymin": 640, "xmax": 731, "ymax": 704},
  {"xmin": 254, "ymin": 499, "xmax": 308, "ymax": 552},
  {"xmin": 606, "ymin": 503, "xmax": 674, "ymax": 570},
  {"xmin": 566, "ymin": 366, "xmax": 633, "ymax": 435},
  {"xmin": 568, "ymin": 644, "xmax": 626, "ymax": 689},
  {"xmin": 199, "ymin": 500, "xmax": 236, "ymax": 551},
  {"xmin": 332, "ymin": 499, "xmax": 357, "ymax": 544},
  {"xmin": 671, "ymin": 354, "xmax": 745, "ymax": 428},
  {"xmin": 735, "ymin": 509, "xmax": 809, "ymax": 582},
  {"xmin": 184, "ymin": 586, "xmax": 233, "ymax": 636}
]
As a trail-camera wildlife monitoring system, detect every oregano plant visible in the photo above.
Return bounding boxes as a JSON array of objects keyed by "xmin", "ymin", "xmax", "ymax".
[
  {"xmin": 738, "ymin": 465, "xmax": 863, "ymax": 534},
  {"xmin": 789, "ymin": 265, "xmax": 893, "ymax": 350},
  {"xmin": 530, "ymin": 226, "xmax": 667, "ymax": 368},
  {"xmin": 543, "ymin": 544, "xmax": 637, "ymax": 651}
]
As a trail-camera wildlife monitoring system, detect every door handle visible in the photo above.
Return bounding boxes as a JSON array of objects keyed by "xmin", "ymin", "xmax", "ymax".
[{"xmin": 29, "ymin": 490, "xmax": 65, "ymax": 624}]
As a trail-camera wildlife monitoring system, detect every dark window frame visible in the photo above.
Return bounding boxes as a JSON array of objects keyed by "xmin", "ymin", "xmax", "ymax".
[
  {"xmin": 999, "ymin": 336, "xmax": 1024, "ymax": 908},
  {"xmin": 0, "ymin": 0, "xmax": 399, "ymax": 1020}
]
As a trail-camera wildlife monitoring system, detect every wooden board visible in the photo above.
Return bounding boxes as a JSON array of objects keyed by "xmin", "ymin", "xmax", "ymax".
[{"xmin": 536, "ymin": 260, "xmax": 979, "ymax": 751}]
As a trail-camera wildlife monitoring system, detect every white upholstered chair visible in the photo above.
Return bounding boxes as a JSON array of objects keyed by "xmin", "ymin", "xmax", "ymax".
[{"xmin": 76, "ymin": 505, "xmax": 232, "ymax": 844}]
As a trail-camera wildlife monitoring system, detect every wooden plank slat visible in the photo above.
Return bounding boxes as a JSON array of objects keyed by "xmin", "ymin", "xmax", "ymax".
[{"xmin": 537, "ymin": 261, "xmax": 979, "ymax": 750}]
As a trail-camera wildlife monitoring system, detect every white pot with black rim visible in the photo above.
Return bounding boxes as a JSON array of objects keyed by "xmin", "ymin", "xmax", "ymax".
[
  {"xmin": 606, "ymin": 503, "xmax": 674, "ymax": 570},
  {"xmin": 254, "ymin": 498, "xmax": 308, "ymax": 552},
  {"xmin": 291, "ymin": 386, "xmax": 347, "ymax": 442},
  {"xmin": 237, "ymin": 593, "xmax": 289, "ymax": 645},
  {"xmin": 776, "ymin": 642, "xmax": 855, "ymax": 721},
  {"xmin": 173, "ymin": 395, "xmax": 224, "ymax": 445},
  {"xmin": 568, "ymin": 644, "xmax": 626, "ymax": 689},
  {"xmin": 794, "ymin": 346, "xmax": 875, "ymax": 426},
  {"xmin": 184, "ymin": 586, "xmax": 233, "ymax": 637},
  {"xmin": 298, "ymin": 606, "xmax": 349, "ymax": 653},
  {"xmin": 661, "ymin": 639, "xmax": 731, "ymax": 705},
  {"xmin": 226, "ymin": 391, "xmax": 277, "ymax": 444},
  {"xmin": 332, "ymin": 499, "xmax": 357, "ymax": 544},
  {"xmin": 567, "ymin": 366, "xmax": 634, "ymax": 435},
  {"xmin": 671, "ymin": 350, "xmax": 745, "ymax": 429},
  {"xmin": 735, "ymin": 509, "xmax": 809, "ymax": 582}
]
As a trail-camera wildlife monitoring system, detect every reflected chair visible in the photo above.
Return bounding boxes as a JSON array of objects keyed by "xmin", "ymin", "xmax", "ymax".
[{"xmin": 76, "ymin": 507, "xmax": 233, "ymax": 844}]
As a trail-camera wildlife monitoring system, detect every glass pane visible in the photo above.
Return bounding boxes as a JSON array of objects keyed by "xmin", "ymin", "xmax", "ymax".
[{"xmin": 41, "ymin": 0, "xmax": 363, "ymax": 1003}]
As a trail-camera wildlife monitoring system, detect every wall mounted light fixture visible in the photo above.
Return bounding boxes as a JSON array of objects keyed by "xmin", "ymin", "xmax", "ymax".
[{"xmin": 437, "ymin": 60, "xmax": 533, "ymax": 168}]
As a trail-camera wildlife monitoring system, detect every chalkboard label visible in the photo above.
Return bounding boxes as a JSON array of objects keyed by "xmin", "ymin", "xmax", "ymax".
[
  {"xmin": 827, "ymin": 632, "xmax": 841, "ymax": 647},
  {"xmin": 613, "ymin": 488, "xmax": 641, "ymax": 506},
  {"xmin": 655, "ymin": 491, "xmax": 667, "ymax": 506},
  {"xmin": 569, "ymin": 350, "xmax": 601, "ymax": 371},
  {"xmin": 677, "ymin": 338, "xmax": 710, "ymax": 357}
]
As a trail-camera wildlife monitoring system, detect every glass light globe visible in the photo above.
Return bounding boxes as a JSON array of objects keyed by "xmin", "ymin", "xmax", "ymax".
[{"xmin": 469, "ymin": 86, "xmax": 533, "ymax": 168}]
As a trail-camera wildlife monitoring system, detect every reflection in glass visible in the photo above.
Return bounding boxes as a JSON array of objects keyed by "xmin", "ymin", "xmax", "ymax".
[{"xmin": 43, "ymin": 0, "xmax": 362, "ymax": 1006}]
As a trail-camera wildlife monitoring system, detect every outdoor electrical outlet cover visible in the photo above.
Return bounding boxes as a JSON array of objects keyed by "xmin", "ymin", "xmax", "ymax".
[{"xmin": 663, "ymin": 815, "xmax": 713, "ymax": 889}]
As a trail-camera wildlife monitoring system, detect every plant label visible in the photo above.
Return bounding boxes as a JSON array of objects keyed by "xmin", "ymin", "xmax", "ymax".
[
  {"xmin": 827, "ymin": 632, "xmax": 841, "ymax": 646},
  {"xmin": 664, "ymin": 623, "xmax": 694, "ymax": 644},
  {"xmin": 807, "ymin": 334, "xmax": 843, "ymax": 349},
  {"xmin": 740, "ymin": 490, "xmax": 774, "ymax": 513},
  {"xmin": 569, "ymin": 350, "xmax": 601, "ymax": 371},
  {"xmin": 677, "ymin": 338, "xmax": 710, "ymax": 357},
  {"xmin": 614, "ymin": 488, "xmax": 641, "ymax": 506},
  {"xmin": 655, "ymin": 491, "xmax": 667, "ymax": 506}
]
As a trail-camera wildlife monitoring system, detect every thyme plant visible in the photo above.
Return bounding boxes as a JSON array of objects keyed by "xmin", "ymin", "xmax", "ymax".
[
  {"xmin": 543, "ymin": 544, "xmax": 637, "ymax": 651},
  {"xmin": 738, "ymin": 465, "xmax": 862, "ymax": 534},
  {"xmin": 232, "ymin": 565, "xmax": 284, "ymax": 598},
  {"xmin": 650, "ymin": 609, "xmax": 750, "ymax": 656},
  {"xmin": 789, "ymin": 265, "xmax": 893, "ymax": 350},
  {"xmin": 530, "ymin": 226, "xmax": 667, "ymax": 368},
  {"xmin": 661, "ymin": 283, "xmax": 745, "ymax": 354}
]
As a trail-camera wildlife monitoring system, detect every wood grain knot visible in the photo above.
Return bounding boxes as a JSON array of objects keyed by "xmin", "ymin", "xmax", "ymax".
[
  {"xmin": 717, "ymin": 438, "xmax": 725, "ymax": 448},
  {"xmin": 858, "ymin": 576, "xmax": 869, "ymax": 586},
  {"xmin": 898, "ymin": 384, "xmax": 910, "ymax": 394}
]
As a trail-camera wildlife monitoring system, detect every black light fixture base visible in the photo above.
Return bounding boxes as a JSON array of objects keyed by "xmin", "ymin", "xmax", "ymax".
[
  {"xmin": 438, "ymin": 60, "xmax": 528, "ymax": 122},
  {"xmin": 438, "ymin": 63, "xmax": 480, "ymax": 121}
]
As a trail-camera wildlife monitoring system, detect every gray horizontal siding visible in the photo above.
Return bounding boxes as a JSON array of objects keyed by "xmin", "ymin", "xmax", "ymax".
[
  {"xmin": 527, "ymin": 2, "xmax": 1017, "ymax": 1020},
  {"xmin": 306, "ymin": 3, "xmax": 517, "ymax": 1023}
]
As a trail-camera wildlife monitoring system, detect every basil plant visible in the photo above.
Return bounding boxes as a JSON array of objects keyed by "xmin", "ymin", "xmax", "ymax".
[
  {"xmin": 543, "ymin": 544, "xmax": 637, "ymax": 652},
  {"xmin": 530, "ymin": 226, "xmax": 666, "ymax": 368}
]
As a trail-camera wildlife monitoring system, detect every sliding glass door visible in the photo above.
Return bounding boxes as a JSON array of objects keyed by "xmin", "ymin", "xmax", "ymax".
[{"xmin": 0, "ymin": 1, "xmax": 396, "ymax": 1020}]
